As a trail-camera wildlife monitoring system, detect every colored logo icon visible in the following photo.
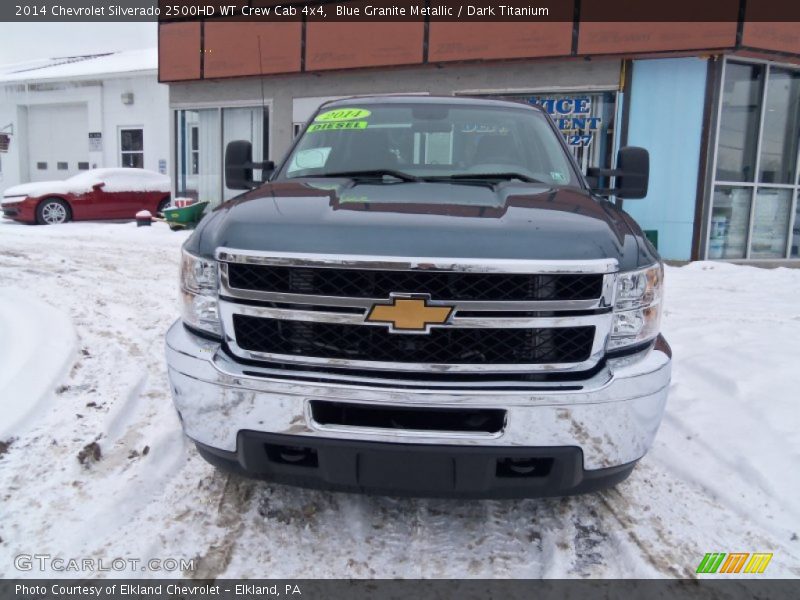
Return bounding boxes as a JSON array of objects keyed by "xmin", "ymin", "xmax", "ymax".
[{"xmin": 696, "ymin": 552, "xmax": 773, "ymax": 574}]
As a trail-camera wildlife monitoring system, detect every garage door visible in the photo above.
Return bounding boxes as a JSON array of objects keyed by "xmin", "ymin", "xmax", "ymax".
[{"xmin": 27, "ymin": 104, "xmax": 89, "ymax": 182}]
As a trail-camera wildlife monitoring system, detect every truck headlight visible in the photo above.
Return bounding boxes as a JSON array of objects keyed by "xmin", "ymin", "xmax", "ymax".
[
  {"xmin": 608, "ymin": 264, "xmax": 663, "ymax": 351},
  {"xmin": 180, "ymin": 248, "xmax": 221, "ymax": 337}
]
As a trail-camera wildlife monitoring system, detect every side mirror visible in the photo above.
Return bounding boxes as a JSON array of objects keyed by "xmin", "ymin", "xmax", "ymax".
[
  {"xmin": 587, "ymin": 146, "xmax": 649, "ymax": 199},
  {"xmin": 225, "ymin": 140, "xmax": 275, "ymax": 190},
  {"xmin": 92, "ymin": 182, "xmax": 105, "ymax": 191},
  {"xmin": 225, "ymin": 140, "xmax": 254, "ymax": 190},
  {"xmin": 615, "ymin": 146, "xmax": 649, "ymax": 199}
]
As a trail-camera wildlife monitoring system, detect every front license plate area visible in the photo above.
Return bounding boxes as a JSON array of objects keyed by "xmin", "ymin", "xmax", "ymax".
[{"xmin": 357, "ymin": 449, "xmax": 454, "ymax": 493}]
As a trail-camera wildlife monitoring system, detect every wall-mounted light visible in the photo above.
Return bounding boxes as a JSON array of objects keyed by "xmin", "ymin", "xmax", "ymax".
[{"xmin": 121, "ymin": 93, "xmax": 134, "ymax": 105}]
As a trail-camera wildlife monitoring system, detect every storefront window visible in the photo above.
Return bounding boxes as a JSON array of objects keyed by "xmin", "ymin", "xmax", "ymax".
[
  {"xmin": 708, "ymin": 187, "xmax": 751, "ymax": 259},
  {"xmin": 716, "ymin": 63, "xmax": 763, "ymax": 183},
  {"xmin": 751, "ymin": 188, "xmax": 792, "ymax": 258},
  {"xmin": 708, "ymin": 60, "xmax": 800, "ymax": 260},
  {"xmin": 487, "ymin": 92, "xmax": 617, "ymax": 175},
  {"xmin": 759, "ymin": 68, "xmax": 800, "ymax": 185}
]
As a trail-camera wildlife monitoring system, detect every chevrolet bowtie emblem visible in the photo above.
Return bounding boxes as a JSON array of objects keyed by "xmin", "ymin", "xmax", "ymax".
[{"xmin": 366, "ymin": 295, "xmax": 454, "ymax": 333}]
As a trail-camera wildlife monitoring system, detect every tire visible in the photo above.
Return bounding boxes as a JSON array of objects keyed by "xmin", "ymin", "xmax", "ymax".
[
  {"xmin": 36, "ymin": 198, "xmax": 71, "ymax": 225},
  {"xmin": 156, "ymin": 197, "xmax": 170, "ymax": 215}
]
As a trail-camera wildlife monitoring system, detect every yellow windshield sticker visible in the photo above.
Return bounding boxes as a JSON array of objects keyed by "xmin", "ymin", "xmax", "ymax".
[
  {"xmin": 315, "ymin": 108, "xmax": 371, "ymax": 122},
  {"xmin": 307, "ymin": 121, "xmax": 368, "ymax": 133}
]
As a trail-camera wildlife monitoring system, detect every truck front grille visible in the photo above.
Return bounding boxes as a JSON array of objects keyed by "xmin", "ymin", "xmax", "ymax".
[
  {"xmin": 232, "ymin": 314, "xmax": 595, "ymax": 365},
  {"xmin": 217, "ymin": 251, "xmax": 616, "ymax": 374},
  {"xmin": 227, "ymin": 263, "xmax": 603, "ymax": 302}
]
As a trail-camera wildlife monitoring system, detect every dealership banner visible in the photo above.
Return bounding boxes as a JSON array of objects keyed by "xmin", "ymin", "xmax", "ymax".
[
  {"xmin": 2, "ymin": 0, "xmax": 800, "ymax": 22},
  {"xmin": 1, "ymin": 580, "xmax": 798, "ymax": 600}
]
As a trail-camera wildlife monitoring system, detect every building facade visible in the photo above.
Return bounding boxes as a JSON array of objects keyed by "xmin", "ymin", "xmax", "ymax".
[
  {"xmin": 158, "ymin": 9, "xmax": 800, "ymax": 262},
  {"xmin": 0, "ymin": 49, "xmax": 170, "ymax": 193}
]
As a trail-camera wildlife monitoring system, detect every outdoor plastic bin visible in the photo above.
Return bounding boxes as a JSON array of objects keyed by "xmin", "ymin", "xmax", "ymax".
[{"xmin": 163, "ymin": 201, "xmax": 209, "ymax": 230}]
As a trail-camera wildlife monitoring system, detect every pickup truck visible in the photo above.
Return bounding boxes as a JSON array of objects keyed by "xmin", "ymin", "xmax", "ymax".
[{"xmin": 166, "ymin": 95, "xmax": 671, "ymax": 498}]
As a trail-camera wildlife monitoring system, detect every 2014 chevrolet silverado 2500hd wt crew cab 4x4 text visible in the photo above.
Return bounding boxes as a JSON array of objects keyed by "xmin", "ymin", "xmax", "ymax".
[{"xmin": 165, "ymin": 96, "xmax": 670, "ymax": 498}]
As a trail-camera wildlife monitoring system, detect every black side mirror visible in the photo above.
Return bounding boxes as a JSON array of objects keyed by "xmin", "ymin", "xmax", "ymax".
[
  {"xmin": 225, "ymin": 140, "xmax": 255, "ymax": 190},
  {"xmin": 587, "ymin": 146, "xmax": 649, "ymax": 199},
  {"xmin": 615, "ymin": 146, "xmax": 649, "ymax": 199},
  {"xmin": 224, "ymin": 140, "xmax": 275, "ymax": 190}
]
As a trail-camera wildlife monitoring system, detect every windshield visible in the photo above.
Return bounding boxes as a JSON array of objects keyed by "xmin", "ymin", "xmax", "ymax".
[{"xmin": 280, "ymin": 102, "xmax": 579, "ymax": 186}]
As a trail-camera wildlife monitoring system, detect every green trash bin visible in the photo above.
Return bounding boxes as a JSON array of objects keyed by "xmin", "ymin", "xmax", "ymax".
[{"xmin": 162, "ymin": 201, "xmax": 209, "ymax": 231}]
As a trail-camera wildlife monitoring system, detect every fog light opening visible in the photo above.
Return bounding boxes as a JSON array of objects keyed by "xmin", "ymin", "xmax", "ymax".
[
  {"xmin": 265, "ymin": 444, "xmax": 318, "ymax": 468},
  {"xmin": 496, "ymin": 457, "xmax": 554, "ymax": 478}
]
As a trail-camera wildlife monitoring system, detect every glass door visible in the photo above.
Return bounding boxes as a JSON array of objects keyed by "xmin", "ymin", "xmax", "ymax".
[
  {"xmin": 175, "ymin": 109, "xmax": 221, "ymax": 204},
  {"xmin": 175, "ymin": 105, "xmax": 270, "ymax": 206},
  {"xmin": 222, "ymin": 107, "xmax": 269, "ymax": 202}
]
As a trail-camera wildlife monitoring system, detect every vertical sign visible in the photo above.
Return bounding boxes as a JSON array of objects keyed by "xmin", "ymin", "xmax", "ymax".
[{"xmin": 88, "ymin": 132, "xmax": 103, "ymax": 152}]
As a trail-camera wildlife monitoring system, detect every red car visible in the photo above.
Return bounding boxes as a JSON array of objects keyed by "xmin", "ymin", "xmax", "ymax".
[{"xmin": 1, "ymin": 168, "xmax": 171, "ymax": 225}]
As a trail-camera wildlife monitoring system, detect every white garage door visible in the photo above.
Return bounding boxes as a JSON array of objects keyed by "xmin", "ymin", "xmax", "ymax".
[{"xmin": 27, "ymin": 104, "xmax": 89, "ymax": 182}]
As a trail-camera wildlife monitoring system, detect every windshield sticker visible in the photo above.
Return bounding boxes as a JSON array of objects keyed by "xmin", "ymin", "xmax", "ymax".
[
  {"xmin": 308, "ymin": 121, "xmax": 369, "ymax": 133},
  {"xmin": 550, "ymin": 171, "xmax": 568, "ymax": 183},
  {"xmin": 287, "ymin": 147, "xmax": 332, "ymax": 173},
  {"xmin": 461, "ymin": 124, "xmax": 510, "ymax": 134},
  {"xmin": 315, "ymin": 108, "xmax": 372, "ymax": 122}
]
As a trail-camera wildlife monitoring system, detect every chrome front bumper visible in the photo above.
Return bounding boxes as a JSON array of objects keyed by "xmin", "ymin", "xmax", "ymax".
[{"xmin": 165, "ymin": 321, "xmax": 671, "ymax": 471}]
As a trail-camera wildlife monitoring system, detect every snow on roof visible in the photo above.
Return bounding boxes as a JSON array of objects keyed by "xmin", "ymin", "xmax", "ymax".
[{"xmin": 0, "ymin": 48, "xmax": 157, "ymax": 83}]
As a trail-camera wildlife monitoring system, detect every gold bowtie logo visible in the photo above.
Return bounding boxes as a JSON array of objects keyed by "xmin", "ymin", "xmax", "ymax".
[{"xmin": 366, "ymin": 295, "xmax": 454, "ymax": 333}]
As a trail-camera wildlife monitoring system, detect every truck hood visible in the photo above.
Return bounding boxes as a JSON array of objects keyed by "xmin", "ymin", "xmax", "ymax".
[{"xmin": 187, "ymin": 179, "xmax": 654, "ymax": 271}]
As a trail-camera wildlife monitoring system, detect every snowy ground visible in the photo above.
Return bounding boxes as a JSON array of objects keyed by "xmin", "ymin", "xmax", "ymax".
[{"xmin": 0, "ymin": 219, "xmax": 798, "ymax": 579}]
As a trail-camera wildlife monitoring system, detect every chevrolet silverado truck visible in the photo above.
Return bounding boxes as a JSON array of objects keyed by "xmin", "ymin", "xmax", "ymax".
[{"xmin": 166, "ymin": 95, "xmax": 671, "ymax": 498}]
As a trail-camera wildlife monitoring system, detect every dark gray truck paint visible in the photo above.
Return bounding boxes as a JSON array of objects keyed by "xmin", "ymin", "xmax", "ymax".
[{"xmin": 186, "ymin": 181, "xmax": 656, "ymax": 272}]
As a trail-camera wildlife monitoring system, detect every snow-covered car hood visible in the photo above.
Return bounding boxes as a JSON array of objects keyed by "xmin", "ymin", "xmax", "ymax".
[
  {"xmin": 2, "ymin": 180, "xmax": 69, "ymax": 200},
  {"xmin": 2, "ymin": 170, "xmax": 171, "ymax": 201}
]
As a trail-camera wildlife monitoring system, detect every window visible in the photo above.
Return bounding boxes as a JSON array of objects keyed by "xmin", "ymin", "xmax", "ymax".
[
  {"xmin": 759, "ymin": 68, "xmax": 800, "ymax": 184},
  {"xmin": 120, "ymin": 128, "xmax": 144, "ymax": 168},
  {"xmin": 715, "ymin": 63, "xmax": 763, "ymax": 182},
  {"xmin": 709, "ymin": 60, "xmax": 800, "ymax": 260},
  {"xmin": 190, "ymin": 126, "xmax": 199, "ymax": 175},
  {"xmin": 490, "ymin": 92, "xmax": 618, "ymax": 175},
  {"xmin": 57, "ymin": 162, "xmax": 68, "ymax": 170},
  {"xmin": 77, "ymin": 162, "xmax": 89, "ymax": 170}
]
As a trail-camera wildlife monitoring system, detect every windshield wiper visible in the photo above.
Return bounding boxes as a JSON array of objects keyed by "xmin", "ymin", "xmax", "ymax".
[
  {"xmin": 432, "ymin": 173, "xmax": 546, "ymax": 184},
  {"xmin": 317, "ymin": 169, "xmax": 420, "ymax": 182}
]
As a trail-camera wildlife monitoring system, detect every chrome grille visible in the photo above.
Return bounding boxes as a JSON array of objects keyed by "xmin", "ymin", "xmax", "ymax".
[
  {"xmin": 233, "ymin": 315, "xmax": 596, "ymax": 365},
  {"xmin": 216, "ymin": 249, "xmax": 617, "ymax": 374},
  {"xmin": 226, "ymin": 263, "xmax": 603, "ymax": 301}
]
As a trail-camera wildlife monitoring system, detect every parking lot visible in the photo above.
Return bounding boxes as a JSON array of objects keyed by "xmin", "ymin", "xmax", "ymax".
[{"xmin": 0, "ymin": 220, "xmax": 798, "ymax": 578}]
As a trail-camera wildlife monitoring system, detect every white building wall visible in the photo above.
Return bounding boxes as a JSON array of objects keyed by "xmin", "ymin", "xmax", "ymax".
[
  {"xmin": 0, "ymin": 73, "xmax": 169, "ymax": 194},
  {"xmin": 100, "ymin": 75, "xmax": 169, "ymax": 174}
]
